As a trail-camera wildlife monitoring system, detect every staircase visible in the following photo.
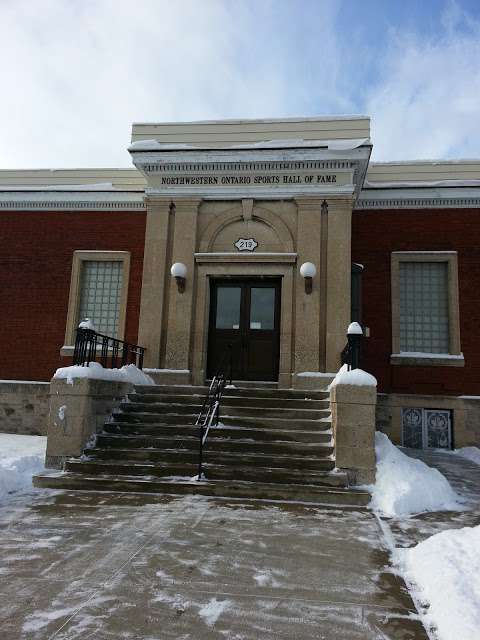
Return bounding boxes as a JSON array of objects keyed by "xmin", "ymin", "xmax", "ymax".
[{"xmin": 34, "ymin": 384, "xmax": 370, "ymax": 506}]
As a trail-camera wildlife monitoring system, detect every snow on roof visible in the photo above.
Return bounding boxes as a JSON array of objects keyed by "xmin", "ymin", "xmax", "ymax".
[
  {"xmin": 128, "ymin": 137, "xmax": 371, "ymax": 152},
  {"xmin": 132, "ymin": 115, "xmax": 370, "ymax": 126}
]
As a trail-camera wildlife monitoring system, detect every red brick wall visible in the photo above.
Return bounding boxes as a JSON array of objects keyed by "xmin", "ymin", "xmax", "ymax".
[
  {"xmin": 352, "ymin": 207, "xmax": 480, "ymax": 396},
  {"xmin": 0, "ymin": 210, "xmax": 146, "ymax": 381}
]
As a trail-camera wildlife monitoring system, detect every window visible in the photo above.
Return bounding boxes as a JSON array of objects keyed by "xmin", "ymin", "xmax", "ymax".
[
  {"xmin": 63, "ymin": 251, "xmax": 130, "ymax": 351},
  {"xmin": 391, "ymin": 252, "xmax": 463, "ymax": 366},
  {"xmin": 399, "ymin": 261, "xmax": 449, "ymax": 353}
]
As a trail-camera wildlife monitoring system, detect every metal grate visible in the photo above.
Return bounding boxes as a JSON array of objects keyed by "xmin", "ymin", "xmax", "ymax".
[
  {"xmin": 78, "ymin": 261, "xmax": 123, "ymax": 337},
  {"xmin": 399, "ymin": 262, "xmax": 449, "ymax": 353}
]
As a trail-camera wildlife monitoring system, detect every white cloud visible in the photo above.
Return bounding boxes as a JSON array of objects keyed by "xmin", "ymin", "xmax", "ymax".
[
  {"xmin": 1, "ymin": 0, "xmax": 478, "ymax": 167},
  {"xmin": 367, "ymin": 2, "xmax": 480, "ymax": 160},
  {"xmin": 0, "ymin": 0, "xmax": 342, "ymax": 168}
]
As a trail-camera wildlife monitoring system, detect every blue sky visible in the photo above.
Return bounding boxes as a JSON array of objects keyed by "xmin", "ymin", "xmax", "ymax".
[{"xmin": 0, "ymin": 0, "xmax": 479, "ymax": 166}]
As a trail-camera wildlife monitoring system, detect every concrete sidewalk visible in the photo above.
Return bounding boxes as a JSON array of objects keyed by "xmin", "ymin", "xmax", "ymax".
[{"xmin": 0, "ymin": 490, "xmax": 427, "ymax": 639}]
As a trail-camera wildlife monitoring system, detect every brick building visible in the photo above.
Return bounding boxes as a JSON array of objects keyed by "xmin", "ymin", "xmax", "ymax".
[{"xmin": 2, "ymin": 116, "xmax": 479, "ymax": 450}]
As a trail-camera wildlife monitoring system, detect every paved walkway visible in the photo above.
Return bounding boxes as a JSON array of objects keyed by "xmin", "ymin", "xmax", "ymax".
[{"xmin": 0, "ymin": 489, "xmax": 428, "ymax": 639}]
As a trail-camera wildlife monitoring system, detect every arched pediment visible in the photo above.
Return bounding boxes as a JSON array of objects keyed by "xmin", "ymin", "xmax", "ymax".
[{"xmin": 199, "ymin": 204, "xmax": 294, "ymax": 253}]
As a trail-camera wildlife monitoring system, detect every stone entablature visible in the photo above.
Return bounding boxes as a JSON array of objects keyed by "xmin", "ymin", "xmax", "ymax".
[{"xmin": 129, "ymin": 146, "xmax": 371, "ymax": 201}]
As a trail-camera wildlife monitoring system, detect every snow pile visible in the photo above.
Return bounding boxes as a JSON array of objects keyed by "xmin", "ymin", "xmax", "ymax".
[
  {"xmin": 0, "ymin": 434, "xmax": 46, "ymax": 502},
  {"xmin": 369, "ymin": 432, "xmax": 461, "ymax": 516},
  {"xmin": 455, "ymin": 447, "xmax": 480, "ymax": 466},
  {"xmin": 53, "ymin": 362, "xmax": 154, "ymax": 385},
  {"xmin": 328, "ymin": 364, "xmax": 377, "ymax": 389},
  {"xmin": 399, "ymin": 525, "xmax": 480, "ymax": 640}
]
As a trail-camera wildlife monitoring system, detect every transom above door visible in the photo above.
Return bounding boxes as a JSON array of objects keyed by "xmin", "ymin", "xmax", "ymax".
[{"xmin": 207, "ymin": 278, "xmax": 281, "ymax": 381}]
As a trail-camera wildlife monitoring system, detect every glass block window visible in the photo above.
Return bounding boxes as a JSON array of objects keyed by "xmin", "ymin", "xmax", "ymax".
[
  {"xmin": 78, "ymin": 261, "xmax": 123, "ymax": 336},
  {"xmin": 399, "ymin": 262, "xmax": 449, "ymax": 353}
]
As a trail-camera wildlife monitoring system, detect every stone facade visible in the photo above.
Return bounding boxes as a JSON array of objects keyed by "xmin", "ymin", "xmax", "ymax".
[
  {"xmin": 377, "ymin": 392, "xmax": 480, "ymax": 449},
  {"xmin": 45, "ymin": 378, "xmax": 132, "ymax": 468},
  {"xmin": 0, "ymin": 381, "xmax": 50, "ymax": 435},
  {"xmin": 330, "ymin": 381, "xmax": 377, "ymax": 484}
]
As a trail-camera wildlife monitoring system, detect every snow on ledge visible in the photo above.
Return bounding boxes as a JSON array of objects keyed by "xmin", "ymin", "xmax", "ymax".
[
  {"xmin": 328, "ymin": 364, "xmax": 377, "ymax": 389},
  {"xmin": 393, "ymin": 351, "xmax": 464, "ymax": 360},
  {"xmin": 368, "ymin": 432, "xmax": 461, "ymax": 517},
  {"xmin": 296, "ymin": 371, "xmax": 335, "ymax": 378},
  {"xmin": 53, "ymin": 362, "xmax": 154, "ymax": 386}
]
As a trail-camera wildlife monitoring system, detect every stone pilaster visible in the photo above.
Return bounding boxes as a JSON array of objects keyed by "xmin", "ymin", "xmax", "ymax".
[
  {"xmin": 164, "ymin": 199, "xmax": 201, "ymax": 375},
  {"xmin": 294, "ymin": 197, "xmax": 323, "ymax": 375},
  {"xmin": 325, "ymin": 197, "xmax": 353, "ymax": 372},
  {"xmin": 137, "ymin": 197, "xmax": 173, "ymax": 368}
]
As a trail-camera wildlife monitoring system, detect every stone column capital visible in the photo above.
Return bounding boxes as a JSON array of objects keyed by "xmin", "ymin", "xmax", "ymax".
[
  {"xmin": 294, "ymin": 196, "xmax": 327, "ymax": 211},
  {"xmin": 171, "ymin": 198, "xmax": 203, "ymax": 212}
]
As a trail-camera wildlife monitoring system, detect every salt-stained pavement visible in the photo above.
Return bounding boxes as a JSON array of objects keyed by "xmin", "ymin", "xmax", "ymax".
[{"xmin": 0, "ymin": 489, "xmax": 428, "ymax": 640}]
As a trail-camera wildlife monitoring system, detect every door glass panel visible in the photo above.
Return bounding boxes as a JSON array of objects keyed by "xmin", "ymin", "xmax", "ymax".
[
  {"xmin": 215, "ymin": 287, "xmax": 241, "ymax": 329},
  {"xmin": 250, "ymin": 287, "xmax": 275, "ymax": 330},
  {"xmin": 425, "ymin": 410, "xmax": 451, "ymax": 449},
  {"xmin": 402, "ymin": 408, "xmax": 423, "ymax": 448}
]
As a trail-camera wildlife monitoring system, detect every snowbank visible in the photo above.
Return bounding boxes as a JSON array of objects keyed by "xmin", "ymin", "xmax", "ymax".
[
  {"xmin": 328, "ymin": 364, "xmax": 377, "ymax": 389},
  {"xmin": 0, "ymin": 434, "xmax": 46, "ymax": 502},
  {"xmin": 369, "ymin": 432, "xmax": 461, "ymax": 517},
  {"xmin": 455, "ymin": 446, "xmax": 480, "ymax": 466},
  {"xmin": 399, "ymin": 525, "xmax": 480, "ymax": 640},
  {"xmin": 53, "ymin": 362, "xmax": 154, "ymax": 386}
]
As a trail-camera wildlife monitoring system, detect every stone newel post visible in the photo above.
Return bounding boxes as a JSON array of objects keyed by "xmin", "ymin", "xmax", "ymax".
[{"xmin": 330, "ymin": 369, "xmax": 377, "ymax": 484}]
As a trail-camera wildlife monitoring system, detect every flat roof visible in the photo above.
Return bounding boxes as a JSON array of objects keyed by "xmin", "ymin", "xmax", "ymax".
[{"xmin": 131, "ymin": 115, "xmax": 371, "ymax": 148}]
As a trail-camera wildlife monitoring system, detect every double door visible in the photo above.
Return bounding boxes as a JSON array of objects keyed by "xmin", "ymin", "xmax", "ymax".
[{"xmin": 207, "ymin": 279, "xmax": 281, "ymax": 381}]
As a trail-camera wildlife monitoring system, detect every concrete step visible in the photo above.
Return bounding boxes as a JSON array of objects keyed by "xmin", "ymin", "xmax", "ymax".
[
  {"xmin": 33, "ymin": 472, "xmax": 370, "ymax": 507},
  {"xmin": 134, "ymin": 385, "xmax": 329, "ymax": 400},
  {"xmin": 65, "ymin": 459, "xmax": 341, "ymax": 486},
  {"xmin": 102, "ymin": 422, "xmax": 332, "ymax": 443},
  {"xmin": 85, "ymin": 447, "xmax": 335, "ymax": 470},
  {"xmin": 120, "ymin": 401, "xmax": 329, "ymax": 421},
  {"xmin": 96, "ymin": 433, "xmax": 333, "ymax": 455},
  {"xmin": 127, "ymin": 393, "xmax": 330, "ymax": 410},
  {"xmin": 113, "ymin": 412, "xmax": 330, "ymax": 431}
]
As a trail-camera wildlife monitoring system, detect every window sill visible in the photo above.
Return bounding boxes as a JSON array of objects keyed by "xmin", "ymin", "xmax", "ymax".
[{"xmin": 390, "ymin": 352, "xmax": 465, "ymax": 367}]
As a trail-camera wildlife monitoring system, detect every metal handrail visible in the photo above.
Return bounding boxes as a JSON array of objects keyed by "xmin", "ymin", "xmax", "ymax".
[
  {"xmin": 341, "ymin": 330, "xmax": 362, "ymax": 371},
  {"xmin": 195, "ymin": 345, "xmax": 233, "ymax": 480},
  {"xmin": 72, "ymin": 327, "xmax": 146, "ymax": 370}
]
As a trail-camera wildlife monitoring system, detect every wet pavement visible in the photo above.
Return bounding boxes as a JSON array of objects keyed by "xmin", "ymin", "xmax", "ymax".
[{"xmin": 0, "ymin": 489, "xmax": 428, "ymax": 639}]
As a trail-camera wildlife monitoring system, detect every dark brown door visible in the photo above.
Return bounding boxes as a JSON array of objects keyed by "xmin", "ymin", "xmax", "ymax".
[{"xmin": 207, "ymin": 279, "xmax": 281, "ymax": 381}]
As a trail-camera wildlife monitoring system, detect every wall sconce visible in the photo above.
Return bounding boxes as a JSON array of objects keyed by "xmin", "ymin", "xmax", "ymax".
[
  {"xmin": 171, "ymin": 262, "xmax": 187, "ymax": 293},
  {"xmin": 300, "ymin": 262, "xmax": 317, "ymax": 294}
]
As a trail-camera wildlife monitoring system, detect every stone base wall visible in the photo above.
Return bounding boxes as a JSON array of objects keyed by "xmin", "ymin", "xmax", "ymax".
[
  {"xmin": 0, "ymin": 381, "xmax": 50, "ymax": 435},
  {"xmin": 45, "ymin": 378, "xmax": 133, "ymax": 469},
  {"xmin": 376, "ymin": 393, "xmax": 480, "ymax": 448},
  {"xmin": 330, "ymin": 382, "xmax": 377, "ymax": 485}
]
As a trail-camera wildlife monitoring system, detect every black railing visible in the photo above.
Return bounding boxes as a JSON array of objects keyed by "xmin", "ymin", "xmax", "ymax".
[
  {"xmin": 341, "ymin": 328, "xmax": 362, "ymax": 371},
  {"xmin": 196, "ymin": 345, "xmax": 233, "ymax": 481},
  {"xmin": 72, "ymin": 327, "xmax": 145, "ymax": 370}
]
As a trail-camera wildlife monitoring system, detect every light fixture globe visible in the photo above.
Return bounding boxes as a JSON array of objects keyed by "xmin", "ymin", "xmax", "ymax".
[
  {"xmin": 300, "ymin": 262, "xmax": 316, "ymax": 294},
  {"xmin": 171, "ymin": 262, "xmax": 187, "ymax": 293},
  {"xmin": 170, "ymin": 262, "xmax": 187, "ymax": 279},
  {"xmin": 300, "ymin": 262, "xmax": 316, "ymax": 279}
]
